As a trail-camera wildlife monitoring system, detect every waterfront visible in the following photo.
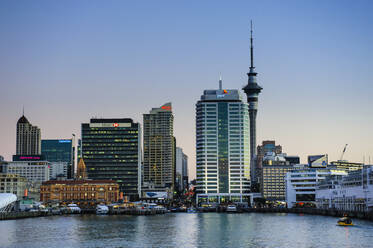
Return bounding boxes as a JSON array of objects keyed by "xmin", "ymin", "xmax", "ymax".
[{"xmin": 1, "ymin": 213, "xmax": 373, "ymax": 248}]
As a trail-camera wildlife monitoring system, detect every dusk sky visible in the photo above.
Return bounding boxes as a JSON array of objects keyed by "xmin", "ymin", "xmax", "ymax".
[{"xmin": 1, "ymin": 1, "xmax": 373, "ymax": 179}]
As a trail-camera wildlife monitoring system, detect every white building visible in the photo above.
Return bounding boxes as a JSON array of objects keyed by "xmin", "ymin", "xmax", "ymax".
[
  {"xmin": 285, "ymin": 167, "xmax": 347, "ymax": 208},
  {"xmin": 49, "ymin": 161, "xmax": 68, "ymax": 179},
  {"xmin": 5, "ymin": 161, "xmax": 50, "ymax": 183},
  {"xmin": 196, "ymin": 80, "xmax": 250, "ymax": 205},
  {"xmin": 316, "ymin": 166, "xmax": 373, "ymax": 212}
]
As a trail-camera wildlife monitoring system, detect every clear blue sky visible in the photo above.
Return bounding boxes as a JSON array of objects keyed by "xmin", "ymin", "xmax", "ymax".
[{"xmin": 1, "ymin": 0, "xmax": 373, "ymax": 179}]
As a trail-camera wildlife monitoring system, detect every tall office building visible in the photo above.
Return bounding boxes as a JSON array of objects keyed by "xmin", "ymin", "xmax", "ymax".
[
  {"xmin": 41, "ymin": 139, "xmax": 74, "ymax": 179},
  {"xmin": 196, "ymin": 79, "xmax": 250, "ymax": 204},
  {"xmin": 242, "ymin": 22, "xmax": 263, "ymax": 183},
  {"xmin": 143, "ymin": 103, "xmax": 175, "ymax": 193},
  {"xmin": 16, "ymin": 115, "xmax": 41, "ymax": 156},
  {"xmin": 81, "ymin": 118, "xmax": 142, "ymax": 200},
  {"xmin": 176, "ymin": 147, "xmax": 188, "ymax": 192}
]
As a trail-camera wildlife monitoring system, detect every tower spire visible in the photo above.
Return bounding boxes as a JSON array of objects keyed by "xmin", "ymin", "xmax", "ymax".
[
  {"xmin": 250, "ymin": 20, "xmax": 254, "ymax": 69},
  {"xmin": 219, "ymin": 74, "xmax": 222, "ymax": 90}
]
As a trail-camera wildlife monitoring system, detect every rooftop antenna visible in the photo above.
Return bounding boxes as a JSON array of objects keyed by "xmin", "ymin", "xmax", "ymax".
[
  {"xmin": 22, "ymin": 105, "xmax": 24, "ymax": 116},
  {"xmin": 219, "ymin": 74, "xmax": 222, "ymax": 90}
]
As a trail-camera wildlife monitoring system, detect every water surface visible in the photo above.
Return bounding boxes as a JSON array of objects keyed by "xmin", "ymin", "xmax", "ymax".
[{"xmin": 1, "ymin": 213, "xmax": 372, "ymax": 248}]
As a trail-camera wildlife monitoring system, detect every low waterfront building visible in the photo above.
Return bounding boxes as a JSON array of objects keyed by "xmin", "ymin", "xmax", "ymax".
[
  {"xmin": 0, "ymin": 174, "xmax": 27, "ymax": 199},
  {"xmin": 285, "ymin": 167, "xmax": 347, "ymax": 208},
  {"xmin": 316, "ymin": 166, "xmax": 373, "ymax": 212},
  {"xmin": 40, "ymin": 180, "xmax": 119, "ymax": 208}
]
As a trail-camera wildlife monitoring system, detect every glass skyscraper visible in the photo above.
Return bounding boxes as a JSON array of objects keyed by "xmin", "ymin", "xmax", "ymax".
[
  {"xmin": 81, "ymin": 118, "xmax": 141, "ymax": 200},
  {"xmin": 41, "ymin": 139, "xmax": 74, "ymax": 178},
  {"xmin": 196, "ymin": 82, "xmax": 250, "ymax": 204}
]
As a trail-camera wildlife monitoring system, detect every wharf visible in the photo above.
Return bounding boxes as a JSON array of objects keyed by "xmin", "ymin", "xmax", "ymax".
[
  {"xmin": 244, "ymin": 207, "xmax": 373, "ymax": 221},
  {"xmin": 0, "ymin": 211, "xmax": 52, "ymax": 220}
]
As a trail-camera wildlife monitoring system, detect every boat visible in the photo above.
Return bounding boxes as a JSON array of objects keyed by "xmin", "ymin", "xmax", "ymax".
[
  {"xmin": 96, "ymin": 204, "xmax": 109, "ymax": 215},
  {"xmin": 187, "ymin": 207, "xmax": 197, "ymax": 213},
  {"xmin": 337, "ymin": 217, "xmax": 353, "ymax": 226},
  {"xmin": 226, "ymin": 205, "xmax": 237, "ymax": 213},
  {"xmin": 67, "ymin": 203, "xmax": 81, "ymax": 214}
]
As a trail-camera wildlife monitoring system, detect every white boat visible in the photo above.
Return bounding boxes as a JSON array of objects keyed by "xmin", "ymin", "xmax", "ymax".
[
  {"xmin": 67, "ymin": 203, "xmax": 81, "ymax": 214},
  {"xmin": 226, "ymin": 205, "xmax": 237, "ymax": 213},
  {"xmin": 187, "ymin": 207, "xmax": 197, "ymax": 213},
  {"xmin": 96, "ymin": 204, "xmax": 109, "ymax": 215}
]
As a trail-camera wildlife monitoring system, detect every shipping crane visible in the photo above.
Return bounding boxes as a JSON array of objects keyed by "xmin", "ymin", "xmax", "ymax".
[{"xmin": 339, "ymin": 144, "xmax": 348, "ymax": 161}]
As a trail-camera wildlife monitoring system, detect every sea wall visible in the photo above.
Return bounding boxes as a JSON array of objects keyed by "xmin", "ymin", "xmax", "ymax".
[{"xmin": 0, "ymin": 211, "xmax": 51, "ymax": 220}]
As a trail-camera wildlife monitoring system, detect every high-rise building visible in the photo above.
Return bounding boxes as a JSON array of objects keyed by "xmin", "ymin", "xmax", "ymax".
[
  {"xmin": 81, "ymin": 118, "xmax": 142, "ymax": 200},
  {"xmin": 255, "ymin": 140, "xmax": 282, "ymax": 187},
  {"xmin": 16, "ymin": 115, "xmax": 41, "ymax": 156},
  {"xmin": 195, "ymin": 79, "xmax": 251, "ymax": 205},
  {"xmin": 143, "ymin": 103, "xmax": 175, "ymax": 193},
  {"xmin": 242, "ymin": 22, "xmax": 263, "ymax": 184},
  {"xmin": 41, "ymin": 139, "xmax": 74, "ymax": 179},
  {"xmin": 176, "ymin": 147, "xmax": 188, "ymax": 192}
]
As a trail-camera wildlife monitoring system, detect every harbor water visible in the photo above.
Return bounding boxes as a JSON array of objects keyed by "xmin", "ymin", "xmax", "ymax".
[{"xmin": 1, "ymin": 212, "xmax": 373, "ymax": 248}]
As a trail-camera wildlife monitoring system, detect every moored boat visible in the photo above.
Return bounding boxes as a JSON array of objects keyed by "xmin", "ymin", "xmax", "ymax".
[
  {"xmin": 96, "ymin": 204, "xmax": 109, "ymax": 215},
  {"xmin": 67, "ymin": 203, "xmax": 81, "ymax": 214}
]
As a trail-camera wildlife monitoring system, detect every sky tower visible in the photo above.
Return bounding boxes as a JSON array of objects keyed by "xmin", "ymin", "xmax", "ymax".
[{"xmin": 242, "ymin": 21, "xmax": 263, "ymax": 186}]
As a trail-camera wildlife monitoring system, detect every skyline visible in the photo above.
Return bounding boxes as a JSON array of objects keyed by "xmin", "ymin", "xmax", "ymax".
[{"xmin": 1, "ymin": 1, "xmax": 373, "ymax": 180}]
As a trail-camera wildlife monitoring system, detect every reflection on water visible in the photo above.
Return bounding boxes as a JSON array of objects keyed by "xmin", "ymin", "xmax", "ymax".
[{"xmin": 1, "ymin": 213, "xmax": 373, "ymax": 248}]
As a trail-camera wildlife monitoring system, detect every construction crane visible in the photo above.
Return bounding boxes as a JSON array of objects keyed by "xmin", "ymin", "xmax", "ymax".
[{"xmin": 339, "ymin": 144, "xmax": 348, "ymax": 161}]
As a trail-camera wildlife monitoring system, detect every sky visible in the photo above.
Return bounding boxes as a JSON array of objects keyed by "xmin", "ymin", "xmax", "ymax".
[{"xmin": 1, "ymin": 0, "xmax": 373, "ymax": 180}]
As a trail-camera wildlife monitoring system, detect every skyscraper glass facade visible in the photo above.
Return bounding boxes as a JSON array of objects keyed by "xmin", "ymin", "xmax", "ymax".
[
  {"xmin": 196, "ymin": 88, "xmax": 250, "ymax": 197},
  {"xmin": 41, "ymin": 139, "xmax": 73, "ymax": 179},
  {"xmin": 81, "ymin": 118, "xmax": 141, "ymax": 200}
]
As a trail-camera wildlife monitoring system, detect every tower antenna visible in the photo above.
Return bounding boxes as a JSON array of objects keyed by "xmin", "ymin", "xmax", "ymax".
[
  {"xmin": 250, "ymin": 20, "xmax": 254, "ymax": 69},
  {"xmin": 219, "ymin": 74, "xmax": 222, "ymax": 90}
]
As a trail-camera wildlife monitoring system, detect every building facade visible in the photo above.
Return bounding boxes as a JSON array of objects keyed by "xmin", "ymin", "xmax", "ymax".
[
  {"xmin": 16, "ymin": 115, "xmax": 41, "ymax": 156},
  {"xmin": 285, "ymin": 167, "xmax": 347, "ymax": 208},
  {"xmin": 40, "ymin": 180, "xmax": 119, "ymax": 208},
  {"xmin": 81, "ymin": 118, "xmax": 141, "ymax": 200},
  {"xmin": 143, "ymin": 103, "xmax": 175, "ymax": 193},
  {"xmin": 316, "ymin": 166, "xmax": 373, "ymax": 212},
  {"xmin": 330, "ymin": 160, "xmax": 364, "ymax": 172},
  {"xmin": 260, "ymin": 152, "xmax": 299, "ymax": 201},
  {"xmin": 255, "ymin": 140, "xmax": 283, "ymax": 189},
  {"xmin": 41, "ymin": 139, "xmax": 74, "ymax": 178},
  {"xmin": 0, "ymin": 174, "xmax": 27, "ymax": 199},
  {"xmin": 176, "ymin": 147, "xmax": 188, "ymax": 192},
  {"xmin": 4, "ymin": 161, "xmax": 50, "ymax": 183},
  {"xmin": 196, "ymin": 81, "xmax": 250, "ymax": 204}
]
